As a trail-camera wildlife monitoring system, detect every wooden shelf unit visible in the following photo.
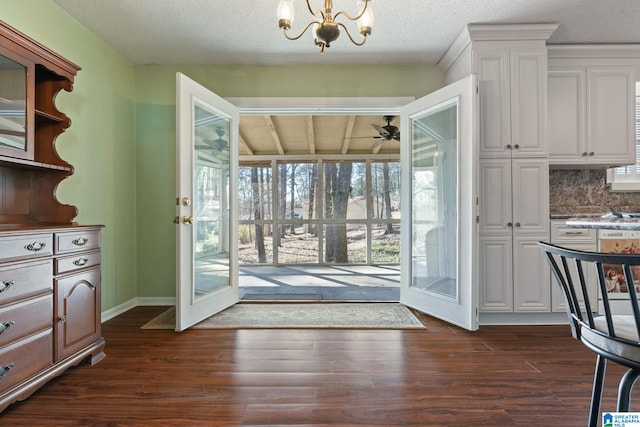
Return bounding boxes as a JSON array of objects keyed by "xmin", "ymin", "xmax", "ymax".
[{"xmin": 0, "ymin": 20, "xmax": 105, "ymax": 412}]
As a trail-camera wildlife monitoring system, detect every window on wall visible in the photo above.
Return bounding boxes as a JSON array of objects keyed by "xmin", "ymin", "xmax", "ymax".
[
  {"xmin": 608, "ymin": 83, "xmax": 640, "ymax": 191},
  {"xmin": 238, "ymin": 160, "xmax": 400, "ymax": 265}
]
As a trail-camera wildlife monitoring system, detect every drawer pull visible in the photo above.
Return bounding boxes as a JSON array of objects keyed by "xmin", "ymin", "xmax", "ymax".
[
  {"xmin": 0, "ymin": 363, "xmax": 14, "ymax": 380},
  {"xmin": 24, "ymin": 241, "xmax": 46, "ymax": 252},
  {"xmin": 0, "ymin": 321, "xmax": 15, "ymax": 335},
  {"xmin": 563, "ymin": 231, "xmax": 585, "ymax": 235},
  {"xmin": 0, "ymin": 281, "xmax": 14, "ymax": 293},
  {"xmin": 73, "ymin": 257, "xmax": 89, "ymax": 266},
  {"xmin": 72, "ymin": 237, "xmax": 88, "ymax": 246}
]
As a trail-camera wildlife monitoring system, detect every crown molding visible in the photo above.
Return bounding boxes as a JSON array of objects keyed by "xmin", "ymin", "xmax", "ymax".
[
  {"xmin": 438, "ymin": 24, "xmax": 558, "ymax": 74},
  {"xmin": 466, "ymin": 23, "xmax": 559, "ymax": 42},
  {"xmin": 548, "ymin": 44, "xmax": 640, "ymax": 59}
]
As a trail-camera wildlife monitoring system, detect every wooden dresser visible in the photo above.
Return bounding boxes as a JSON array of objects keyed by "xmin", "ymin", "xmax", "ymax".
[{"xmin": 0, "ymin": 21, "xmax": 105, "ymax": 411}]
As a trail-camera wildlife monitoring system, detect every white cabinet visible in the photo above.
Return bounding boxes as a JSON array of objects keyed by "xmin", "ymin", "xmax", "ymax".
[
  {"xmin": 548, "ymin": 47, "xmax": 638, "ymax": 167},
  {"xmin": 477, "ymin": 46, "xmax": 548, "ymax": 158},
  {"xmin": 549, "ymin": 221, "xmax": 598, "ymax": 312},
  {"xmin": 440, "ymin": 24, "xmax": 557, "ymax": 319},
  {"xmin": 478, "ymin": 158, "xmax": 550, "ymax": 312}
]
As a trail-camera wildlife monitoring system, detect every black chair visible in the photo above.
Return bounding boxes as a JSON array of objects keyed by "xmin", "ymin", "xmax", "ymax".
[{"xmin": 539, "ymin": 241, "xmax": 640, "ymax": 427}]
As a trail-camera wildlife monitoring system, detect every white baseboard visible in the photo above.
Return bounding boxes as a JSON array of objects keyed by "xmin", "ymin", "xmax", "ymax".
[
  {"xmin": 101, "ymin": 297, "xmax": 176, "ymax": 322},
  {"xmin": 479, "ymin": 312, "xmax": 568, "ymax": 325}
]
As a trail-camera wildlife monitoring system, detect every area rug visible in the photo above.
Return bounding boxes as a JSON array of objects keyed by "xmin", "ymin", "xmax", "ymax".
[{"xmin": 141, "ymin": 303, "xmax": 425, "ymax": 330}]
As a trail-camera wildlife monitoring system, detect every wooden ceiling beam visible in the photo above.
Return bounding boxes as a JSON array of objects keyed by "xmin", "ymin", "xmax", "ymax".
[
  {"xmin": 306, "ymin": 115, "xmax": 316, "ymax": 154},
  {"xmin": 264, "ymin": 116, "xmax": 285, "ymax": 155},
  {"xmin": 238, "ymin": 132, "xmax": 254, "ymax": 155},
  {"xmin": 340, "ymin": 115, "xmax": 356, "ymax": 154}
]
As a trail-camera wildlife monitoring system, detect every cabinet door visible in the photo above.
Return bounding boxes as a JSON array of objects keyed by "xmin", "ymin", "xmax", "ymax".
[
  {"xmin": 54, "ymin": 268, "xmax": 101, "ymax": 361},
  {"xmin": 511, "ymin": 158, "xmax": 549, "ymax": 235},
  {"xmin": 513, "ymin": 235, "xmax": 550, "ymax": 312},
  {"xmin": 478, "ymin": 235, "xmax": 513, "ymax": 312},
  {"xmin": 478, "ymin": 159, "xmax": 512, "ymax": 235},
  {"xmin": 548, "ymin": 68, "xmax": 586, "ymax": 163},
  {"xmin": 476, "ymin": 48, "xmax": 511, "ymax": 158},
  {"xmin": 510, "ymin": 48, "xmax": 548, "ymax": 157},
  {"xmin": 587, "ymin": 67, "xmax": 636, "ymax": 165}
]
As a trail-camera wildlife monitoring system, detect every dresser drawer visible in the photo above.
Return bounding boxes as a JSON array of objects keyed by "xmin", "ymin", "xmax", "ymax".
[
  {"xmin": 550, "ymin": 220, "xmax": 597, "ymax": 244},
  {"xmin": 0, "ymin": 295, "xmax": 52, "ymax": 348},
  {"xmin": 55, "ymin": 250, "xmax": 101, "ymax": 275},
  {"xmin": 0, "ymin": 260, "xmax": 52, "ymax": 306},
  {"xmin": 55, "ymin": 229, "xmax": 101, "ymax": 255},
  {"xmin": 0, "ymin": 329, "xmax": 53, "ymax": 393},
  {"xmin": 0, "ymin": 233, "xmax": 52, "ymax": 263}
]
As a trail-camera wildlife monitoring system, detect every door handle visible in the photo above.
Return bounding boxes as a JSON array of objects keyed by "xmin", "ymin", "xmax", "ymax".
[{"xmin": 182, "ymin": 216, "xmax": 194, "ymax": 225}]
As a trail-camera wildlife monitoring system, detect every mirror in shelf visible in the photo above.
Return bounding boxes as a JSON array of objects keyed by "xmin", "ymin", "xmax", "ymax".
[{"xmin": 0, "ymin": 54, "xmax": 27, "ymax": 153}]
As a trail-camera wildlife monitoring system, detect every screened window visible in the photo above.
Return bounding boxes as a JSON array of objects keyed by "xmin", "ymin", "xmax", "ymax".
[
  {"xmin": 608, "ymin": 83, "xmax": 640, "ymax": 191},
  {"xmin": 238, "ymin": 160, "xmax": 400, "ymax": 265}
]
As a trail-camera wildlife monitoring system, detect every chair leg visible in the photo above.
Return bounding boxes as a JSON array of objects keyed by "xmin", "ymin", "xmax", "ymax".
[
  {"xmin": 589, "ymin": 355, "xmax": 607, "ymax": 427},
  {"xmin": 617, "ymin": 368, "xmax": 640, "ymax": 412}
]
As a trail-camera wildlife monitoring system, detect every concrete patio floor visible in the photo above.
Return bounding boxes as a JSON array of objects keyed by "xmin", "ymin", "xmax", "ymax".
[{"xmin": 239, "ymin": 265, "xmax": 400, "ymax": 301}]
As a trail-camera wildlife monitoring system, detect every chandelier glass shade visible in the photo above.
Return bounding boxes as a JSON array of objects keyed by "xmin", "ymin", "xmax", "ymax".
[{"xmin": 277, "ymin": 0, "xmax": 374, "ymax": 53}]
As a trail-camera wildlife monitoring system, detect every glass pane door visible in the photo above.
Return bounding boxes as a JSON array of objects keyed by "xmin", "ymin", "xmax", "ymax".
[
  {"xmin": 411, "ymin": 102, "xmax": 458, "ymax": 298},
  {"xmin": 400, "ymin": 75, "xmax": 478, "ymax": 331},
  {"xmin": 176, "ymin": 73, "xmax": 239, "ymax": 331}
]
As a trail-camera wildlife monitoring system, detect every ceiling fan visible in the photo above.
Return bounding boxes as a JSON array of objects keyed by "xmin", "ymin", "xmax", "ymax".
[
  {"xmin": 369, "ymin": 115, "xmax": 400, "ymax": 147},
  {"xmin": 343, "ymin": 115, "xmax": 401, "ymax": 148},
  {"xmin": 196, "ymin": 127, "xmax": 228, "ymax": 153}
]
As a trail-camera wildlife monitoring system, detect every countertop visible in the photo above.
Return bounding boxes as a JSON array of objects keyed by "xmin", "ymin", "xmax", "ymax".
[{"xmin": 566, "ymin": 216, "xmax": 640, "ymax": 230}]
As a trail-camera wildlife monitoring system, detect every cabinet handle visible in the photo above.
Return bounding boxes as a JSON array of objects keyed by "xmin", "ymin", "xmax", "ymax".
[
  {"xmin": 564, "ymin": 231, "xmax": 585, "ymax": 235},
  {"xmin": 73, "ymin": 257, "xmax": 88, "ymax": 266},
  {"xmin": 58, "ymin": 316, "xmax": 67, "ymax": 323},
  {"xmin": 581, "ymin": 152, "xmax": 588, "ymax": 156},
  {"xmin": 0, "ymin": 321, "xmax": 15, "ymax": 335},
  {"xmin": 0, "ymin": 363, "xmax": 14, "ymax": 380},
  {"xmin": 514, "ymin": 144, "xmax": 520, "ymax": 149},
  {"xmin": 0, "ymin": 281, "xmax": 14, "ymax": 293},
  {"xmin": 72, "ymin": 237, "xmax": 88, "ymax": 246},
  {"xmin": 507, "ymin": 222, "xmax": 513, "ymax": 227},
  {"xmin": 589, "ymin": 152, "xmax": 595, "ymax": 156},
  {"xmin": 24, "ymin": 241, "xmax": 46, "ymax": 252},
  {"xmin": 515, "ymin": 223, "xmax": 521, "ymax": 227},
  {"xmin": 506, "ymin": 144, "xmax": 513, "ymax": 149}
]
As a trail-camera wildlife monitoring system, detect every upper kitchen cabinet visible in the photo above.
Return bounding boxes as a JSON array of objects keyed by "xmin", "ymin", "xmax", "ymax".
[
  {"xmin": 476, "ymin": 45, "xmax": 549, "ymax": 158},
  {"xmin": 548, "ymin": 46, "xmax": 639, "ymax": 168},
  {"xmin": 439, "ymin": 24, "xmax": 558, "ymax": 159}
]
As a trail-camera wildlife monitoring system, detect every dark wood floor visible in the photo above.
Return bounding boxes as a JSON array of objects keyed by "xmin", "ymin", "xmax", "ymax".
[{"xmin": 0, "ymin": 305, "xmax": 630, "ymax": 426}]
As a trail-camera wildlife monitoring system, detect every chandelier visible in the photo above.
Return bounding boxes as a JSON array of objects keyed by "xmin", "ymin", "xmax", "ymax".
[{"xmin": 277, "ymin": 0, "xmax": 374, "ymax": 53}]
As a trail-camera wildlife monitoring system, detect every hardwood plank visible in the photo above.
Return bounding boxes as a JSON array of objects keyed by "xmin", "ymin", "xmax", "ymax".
[{"xmin": 0, "ymin": 306, "xmax": 630, "ymax": 426}]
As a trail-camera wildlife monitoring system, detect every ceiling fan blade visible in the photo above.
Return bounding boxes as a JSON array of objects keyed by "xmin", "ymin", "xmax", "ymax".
[
  {"xmin": 371, "ymin": 139, "xmax": 385, "ymax": 148},
  {"xmin": 371, "ymin": 124, "xmax": 390, "ymax": 136}
]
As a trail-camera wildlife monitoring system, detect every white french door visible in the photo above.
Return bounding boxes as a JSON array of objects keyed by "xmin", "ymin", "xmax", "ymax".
[
  {"xmin": 175, "ymin": 73, "xmax": 239, "ymax": 331},
  {"xmin": 400, "ymin": 75, "xmax": 479, "ymax": 331}
]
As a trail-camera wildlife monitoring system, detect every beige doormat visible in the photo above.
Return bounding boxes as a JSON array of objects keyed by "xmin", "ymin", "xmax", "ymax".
[{"xmin": 141, "ymin": 303, "xmax": 425, "ymax": 330}]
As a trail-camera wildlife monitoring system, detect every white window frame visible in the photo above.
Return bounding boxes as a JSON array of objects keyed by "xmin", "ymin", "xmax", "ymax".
[{"xmin": 607, "ymin": 82, "xmax": 640, "ymax": 191}]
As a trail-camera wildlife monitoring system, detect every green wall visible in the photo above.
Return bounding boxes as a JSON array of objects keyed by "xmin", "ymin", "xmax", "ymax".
[
  {"xmin": 4, "ymin": 0, "xmax": 446, "ymax": 309},
  {"xmin": 135, "ymin": 65, "xmax": 444, "ymax": 299},
  {"xmin": 3, "ymin": 0, "xmax": 138, "ymax": 312}
]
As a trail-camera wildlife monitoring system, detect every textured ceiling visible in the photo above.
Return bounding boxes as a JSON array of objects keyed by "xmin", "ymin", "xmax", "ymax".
[
  {"xmin": 51, "ymin": 0, "xmax": 640, "ymax": 66},
  {"xmin": 48, "ymin": 0, "xmax": 640, "ymax": 156}
]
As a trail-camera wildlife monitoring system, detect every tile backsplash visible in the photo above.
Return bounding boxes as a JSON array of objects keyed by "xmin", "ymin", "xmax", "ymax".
[{"xmin": 549, "ymin": 169, "xmax": 640, "ymax": 216}]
